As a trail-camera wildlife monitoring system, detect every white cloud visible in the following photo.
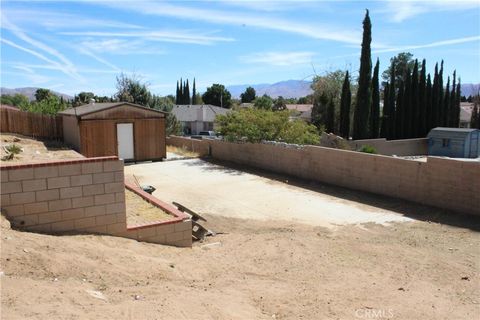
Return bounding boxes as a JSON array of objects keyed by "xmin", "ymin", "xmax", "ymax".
[
  {"xmin": 3, "ymin": 8, "xmax": 144, "ymax": 30},
  {"xmin": 60, "ymin": 30, "xmax": 234, "ymax": 45},
  {"xmin": 373, "ymin": 36, "xmax": 480, "ymax": 54},
  {"xmin": 384, "ymin": 0, "xmax": 479, "ymax": 22},
  {"xmin": 1, "ymin": 16, "xmax": 84, "ymax": 82},
  {"xmin": 100, "ymin": 1, "xmax": 360, "ymax": 44},
  {"xmin": 241, "ymin": 51, "xmax": 315, "ymax": 66}
]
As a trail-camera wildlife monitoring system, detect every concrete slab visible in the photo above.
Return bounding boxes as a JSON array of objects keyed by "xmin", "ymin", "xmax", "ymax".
[{"xmin": 125, "ymin": 159, "xmax": 412, "ymax": 228}]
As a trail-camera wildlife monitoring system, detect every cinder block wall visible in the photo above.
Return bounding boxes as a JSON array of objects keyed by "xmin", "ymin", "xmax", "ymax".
[
  {"xmin": 167, "ymin": 136, "xmax": 211, "ymax": 156},
  {"xmin": 167, "ymin": 137, "xmax": 479, "ymax": 216},
  {"xmin": 348, "ymin": 138, "xmax": 428, "ymax": 156},
  {"xmin": 0, "ymin": 157, "xmax": 192, "ymax": 247},
  {"xmin": 0, "ymin": 157, "xmax": 126, "ymax": 234}
]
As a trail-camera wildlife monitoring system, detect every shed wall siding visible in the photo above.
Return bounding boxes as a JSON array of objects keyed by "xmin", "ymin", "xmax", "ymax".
[{"xmin": 62, "ymin": 116, "xmax": 81, "ymax": 151}]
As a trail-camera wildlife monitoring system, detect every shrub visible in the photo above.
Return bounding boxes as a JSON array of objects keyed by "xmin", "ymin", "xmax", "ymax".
[
  {"xmin": 215, "ymin": 108, "xmax": 320, "ymax": 145},
  {"xmin": 5, "ymin": 144, "xmax": 22, "ymax": 154},
  {"xmin": 359, "ymin": 145, "xmax": 377, "ymax": 154}
]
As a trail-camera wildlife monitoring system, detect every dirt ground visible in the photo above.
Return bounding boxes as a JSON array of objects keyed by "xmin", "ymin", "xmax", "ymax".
[
  {"xmin": 125, "ymin": 189, "xmax": 173, "ymax": 227},
  {"xmin": 1, "ymin": 211, "xmax": 479, "ymax": 320},
  {"xmin": 0, "ymin": 133, "xmax": 82, "ymax": 163}
]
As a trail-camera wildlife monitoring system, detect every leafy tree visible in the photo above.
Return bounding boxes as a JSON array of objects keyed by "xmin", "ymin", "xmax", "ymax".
[
  {"xmin": 215, "ymin": 108, "xmax": 319, "ymax": 145},
  {"xmin": 409, "ymin": 59, "xmax": 419, "ymax": 138},
  {"xmin": 28, "ymin": 95, "xmax": 67, "ymax": 115},
  {"xmin": 380, "ymin": 82, "xmax": 390, "ymax": 138},
  {"xmin": 240, "ymin": 86, "xmax": 256, "ymax": 103},
  {"xmin": 184, "ymin": 79, "xmax": 190, "ymax": 105},
  {"xmin": 453, "ymin": 79, "xmax": 461, "ymax": 127},
  {"xmin": 353, "ymin": 9, "xmax": 372, "ymax": 140},
  {"xmin": 34, "ymin": 88, "xmax": 53, "ymax": 102},
  {"xmin": 273, "ymin": 96, "xmax": 287, "ymax": 111},
  {"xmin": 254, "ymin": 94, "xmax": 273, "ymax": 110},
  {"xmin": 370, "ymin": 58, "xmax": 380, "ymax": 138},
  {"xmin": 297, "ymin": 95, "xmax": 314, "ymax": 104},
  {"xmin": 443, "ymin": 76, "xmax": 450, "ymax": 126},
  {"xmin": 0, "ymin": 93, "xmax": 30, "ymax": 108},
  {"xmin": 381, "ymin": 52, "xmax": 415, "ymax": 88},
  {"xmin": 311, "ymin": 93, "xmax": 328, "ymax": 131},
  {"xmin": 202, "ymin": 84, "xmax": 232, "ymax": 108},
  {"xmin": 115, "ymin": 73, "xmax": 151, "ymax": 106}
]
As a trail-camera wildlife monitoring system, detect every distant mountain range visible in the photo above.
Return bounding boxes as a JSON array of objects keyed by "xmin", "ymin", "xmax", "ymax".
[
  {"xmin": 1, "ymin": 82, "xmax": 479, "ymax": 101},
  {"xmin": 227, "ymin": 80, "xmax": 313, "ymax": 99},
  {"xmin": 0, "ymin": 87, "xmax": 73, "ymax": 101}
]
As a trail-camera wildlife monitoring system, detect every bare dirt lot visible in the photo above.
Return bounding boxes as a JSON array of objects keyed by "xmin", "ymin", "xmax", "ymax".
[
  {"xmin": 1, "ymin": 212, "xmax": 479, "ymax": 320},
  {"xmin": 1, "ymin": 144, "xmax": 479, "ymax": 319},
  {"xmin": 0, "ymin": 133, "xmax": 82, "ymax": 163}
]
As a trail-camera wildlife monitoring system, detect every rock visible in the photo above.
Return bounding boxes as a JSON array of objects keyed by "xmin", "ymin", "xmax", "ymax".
[
  {"xmin": 86, "ymin": 290, "xmax": 108, "ymax": 301},
  {"xmin": 201, "ymin": 242, "xmax": 222, "ymax": 250}
]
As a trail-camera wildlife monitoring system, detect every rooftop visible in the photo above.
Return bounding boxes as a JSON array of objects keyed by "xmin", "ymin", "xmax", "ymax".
[{"xmin": 59, "ymin": 102, "xmax": 167, "ymax": 117}]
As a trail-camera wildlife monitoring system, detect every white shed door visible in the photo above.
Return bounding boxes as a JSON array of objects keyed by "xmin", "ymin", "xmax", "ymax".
[{"xmin": 117, "ymin": 123, "xmax": 134, "ymax": 160}]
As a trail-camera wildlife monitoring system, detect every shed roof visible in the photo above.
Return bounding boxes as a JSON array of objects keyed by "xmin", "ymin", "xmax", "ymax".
[
  {"xmin": 428, "ymin": 127, "xmax": 479, "ymax": 138},
  {"xmin": 59, "ymin": 102, "xmax": 167, "ymax": 117}
]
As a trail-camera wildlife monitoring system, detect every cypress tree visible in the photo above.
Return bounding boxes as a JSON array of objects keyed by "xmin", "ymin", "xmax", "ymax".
[
  {"xmin": 192, "ymin": 78, "xmax": 197, "ymax": 104},
  {"xmin": 339, "ymin": 71, "xmax": 351, "ymax": 138},
  {"xmin": 443, "ymin": 76, "xmax": 450, "ymax": 126},
  {"xmin": 432, "ymin": 63, "xmax": 439, "ymax": 128},
  {"xmin": 410, "ymin": 60, "xmax": 419, "ymax": 137},
  {"xmin": 179, "ymin": 78, "xmax": 184, "ymax": 104},
  {"xmin": 418, "ymin": 59, "xmax": 427, "ymax": 136},
  {"xmin": 387, "ymin": 60, "xmax": 396, "ymax": 139},
  {"xmin": 395, "ymin": 81, "xmax": 405, "ymax": 139},
  {"xmin": 426, "ymin": 74, "xmax": 433, "ymax": 133},
  {"xmin": 370, "ymin": 58, "xmax": 380, "ymax": 138},
  {"xmin": 471, "ymin": 104, "xmax": 480, "ymax": 129},
  {"xmin": 449, "ymin": 71, "xmax": 456, "ymax": 127},
  {"xmin": 176, "ymin": 81, "xmax": 180, "ymax": 104},
  {"xmin": 454, "ymin": 79, "xmax": 461, "ymax": 127},
  {"xmin": 380, "ymin": 82, "xmax": 389, "ymax": 138},
  {"xmin": 438, "ymin": 61, "xmax": 444, "ymax": 126},
  {"xmin": 353, "ymin": 9, "xmax": 372, "ymax": 140},
  {"xmin": 326, "ymin": 97, "xmax": 335, "ymax": 133},
  {"xmin": 185, "ymin": 79, "xmax": 191, "ymax": 104},
  {"xmin": 403, "ymin": 69, "xmax": 412, "ymax": 138}
]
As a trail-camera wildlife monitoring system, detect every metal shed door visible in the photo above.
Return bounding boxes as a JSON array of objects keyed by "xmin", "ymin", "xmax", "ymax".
[{"xmin": 117, "ymin": 123, "xmax": 134, "ymax": 160}]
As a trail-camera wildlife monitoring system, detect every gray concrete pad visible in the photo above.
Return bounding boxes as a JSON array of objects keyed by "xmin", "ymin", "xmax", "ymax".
[{"xmin": 125, "ymin": 159, "xmax": 412, "ymax": 228}]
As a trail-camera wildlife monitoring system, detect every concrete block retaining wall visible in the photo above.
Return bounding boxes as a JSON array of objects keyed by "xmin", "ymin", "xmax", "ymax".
[
  {"xmin": 168, "ymin": 136, "xmax": 479, "ymax": 216},
  {"xmin": 0, "ymin": 156, "xmax": 192, "ymax": 247}
]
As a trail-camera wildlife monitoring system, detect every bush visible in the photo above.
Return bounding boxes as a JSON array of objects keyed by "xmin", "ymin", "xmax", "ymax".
[
  {"xmin": 5, "ymin": 144, "xmax": 22, "ymax": 154},
  {"xmin": 359, "ymin": 145, "xmax": 377, "ymax": 154},
  {"xmin": 215, "ymin": 108, "xmax": 320, "ymax": 145}
]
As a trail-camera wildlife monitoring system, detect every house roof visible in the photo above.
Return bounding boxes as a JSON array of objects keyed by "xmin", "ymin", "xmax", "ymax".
[
  {"xmin": 0, "ymin": 104, "xmax": 20, "ymax": 111},
  {"xmin": 172, "ymin": 105, "xmax": 230, "ymax": 122},
  {"xmin": 58, "ymin": 102, "xmax": 167, "ymax": 117},
  {"xmin": 286, "ymin": 104, "xmax": 313, "ymax": 112}
]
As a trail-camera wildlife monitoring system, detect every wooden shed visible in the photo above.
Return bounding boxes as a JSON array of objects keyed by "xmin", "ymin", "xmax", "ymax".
[{"xmin": 59, "ymin": 102, "xmax": 167, "ymax": 161}]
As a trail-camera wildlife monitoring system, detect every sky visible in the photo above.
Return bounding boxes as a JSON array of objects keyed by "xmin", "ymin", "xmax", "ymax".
[{"xmin": 0, "ymin": 0, "xmax": 479, "ymax": 97}]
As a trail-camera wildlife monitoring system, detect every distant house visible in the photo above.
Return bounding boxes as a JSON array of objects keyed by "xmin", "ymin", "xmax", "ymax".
[
  {"xmin": 286, "ymin": 104, "xmax": 313, "ymax": 122},
  {"xmin": 427, "ymin": 127, "xmax": 479, "ymax": 158},
  {"xmin": 459, "ymin": 102, "xmax": 474, "ymax": 128},
  {"xmin": 172, "ymin": 105, "xmax": 230, "ymax": 135}
]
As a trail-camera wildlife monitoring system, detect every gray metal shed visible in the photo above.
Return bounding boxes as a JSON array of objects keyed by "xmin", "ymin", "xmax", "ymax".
[{"xmin": 427, "ymin": 127, "xmax": 479, "ymax": 158}]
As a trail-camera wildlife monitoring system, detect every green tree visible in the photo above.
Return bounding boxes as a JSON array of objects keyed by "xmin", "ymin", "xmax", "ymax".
[
  {"xmin": 184, "ymin": 79, "xmax": 190, "ymax": 105},
  {"xmin": 115, "ymin": 73, "xmax": 151, "ymax": 106},
  {"xmin": 353, "ymin": 9, "xmax": 372, "ymax": 140},
  {"xmin": 409, "ymin": 59, "xmax": 419, "ymax": 138},
  {"xmin": 381, "ymin": 52, "xmax": 415, "ymax": 89},
  {"xmin": 471, "ymin": 99, "xmax": 480, "ymax": 129},
  {"xmin": 202, "ymin": 84, "xmax": 232, "ymax": 108},
  {"xmin": 192, "ymin": 78, "xmax": 199, "ymax": 104},
  {"xmin": 0, "ymin": 93, "xmax": 30, "ymax": 108},
  {"xmin": 370, "ymin": 58, "xmax": 380, "ymax": 138},
  {"xmin": 34, "ymin": 88, "xmax": 53, "ymax": 102},
  {"xmin": 325, "ymin": 97, "xmax": 335, "ymax": 133},
  {"xmin": 311, "ymin": 93, "xmax": 328, "ymax": 131},
  {"xmin": 29, "ymin": 95, "xmax": 66, "ymax": 115},
  {"xmin": 380, "ymin": 82, "xmax": 390, "ymax": 138},
  {"xmin": 339, "ymin": 71, "xmax": 351, "ymax": 138},
  {"xmin": 240, "ymin": 86, "xmax": 256, "ymax": 103},
  {"xmin": 215, "ymin": 108, "xmax": 319, "ymax": 145},
  {"xmin": 254, "ymin": 94, "xmax": 273, "ymax": 110},
  {"xmin": 418, "ymin": 59, "xmax": 427, "ymax": 136},
  {"xmin": 273, "ymin": 96, "xmax": 287, "ymax": 111},
  {"xmin": 443, "ymin": 76, "xmax": 450, "ymax": 126}
]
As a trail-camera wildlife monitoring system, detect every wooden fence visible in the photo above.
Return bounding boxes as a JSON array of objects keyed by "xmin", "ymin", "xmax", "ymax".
[{"xmin": 0, "ymin": 108, "xmax": 63, "ymax": 139}]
